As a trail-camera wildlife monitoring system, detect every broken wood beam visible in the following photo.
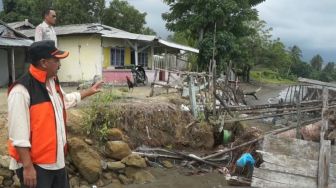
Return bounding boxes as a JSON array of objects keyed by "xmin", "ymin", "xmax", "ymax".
[
  {"xmin": 299, "ymin": 77, "xmax": 336, "ymax": 88},
  {"xmin": 318, "ymin": 87, "xmax": 331, "ymax": 188},
  {"xmin": 196, "ymin": 118, "xmax": 321, "ymax": 161},
  {"xmin": 222, "ymin": 99, "xmax": 336, "ymax": 111},
  {"xmin": 214, "ymin": 92, "xmax": 234, "ymax": 117},
  {"xmin": 222, "ymin": 106, "xmax": 336, "ymax": 123}
]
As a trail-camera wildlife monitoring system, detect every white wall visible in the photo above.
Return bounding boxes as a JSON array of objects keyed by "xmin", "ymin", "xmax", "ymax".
[{"xmin": 57, "ymin": 35, "xmax": 103, "ymax": 82}]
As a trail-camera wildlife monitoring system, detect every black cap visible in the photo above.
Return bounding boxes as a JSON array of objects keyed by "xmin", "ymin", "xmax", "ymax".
[{"xmin": 29, "ymin": 40, "xmax": 69, "ymax": 63}]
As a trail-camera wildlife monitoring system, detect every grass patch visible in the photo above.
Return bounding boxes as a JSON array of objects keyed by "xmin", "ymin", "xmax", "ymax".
[
  {"xmin": 118, "ymin": 87, "xmax": 129, "ymax": 93},
  {"xmin": 251, "ymin": 69, "xmax": 297, "ymax": 84},
  {"xmin": 84, "ymin": 89, "xmax": 126, "ymax": 141}
]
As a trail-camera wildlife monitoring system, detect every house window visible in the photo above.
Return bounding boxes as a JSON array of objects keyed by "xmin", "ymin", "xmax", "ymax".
[
  {"xmin": 138, "ymin": 52, "xmax": 148, "ymax": 67},
  {"xmin": 111, "ymin": 48, "xmax": 125, "ymax": 67}
]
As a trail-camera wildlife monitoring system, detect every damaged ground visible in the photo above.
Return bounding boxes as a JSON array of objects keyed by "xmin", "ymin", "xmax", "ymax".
[{"xmin": 0, "ymin": 83, "xmax": 318, "ymax": 188}]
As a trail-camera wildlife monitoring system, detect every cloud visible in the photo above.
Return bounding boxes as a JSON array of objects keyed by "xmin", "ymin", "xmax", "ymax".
[
  {"xmin": 127, "ymin": 0, "xmax": 171, "ymax": 38},
  {"xmin": 106, "ymin": 0, "xmax": 171, "ymax": 39},
  {"xmin": 256, "ymin": 0, "xmax": 336, "ymax": 62},
  {"xmin": 106, "ymin": 0, "xmax": 336, "ymax": 62}
]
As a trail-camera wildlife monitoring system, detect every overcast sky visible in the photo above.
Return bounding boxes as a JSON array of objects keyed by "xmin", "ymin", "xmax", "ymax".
[
  {"xmin": 256, "ymin": 0, "xmax": 336, "ymax": 62},
  {"xmin": 1, "ymin": 0, "xmax": 333, "ymax": 62},
  {"xmin": 121, "ymin": 0, "xmax": 336, "ymax": 63}
]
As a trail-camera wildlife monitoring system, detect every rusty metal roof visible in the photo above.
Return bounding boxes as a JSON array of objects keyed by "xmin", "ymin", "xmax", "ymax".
[
  {"xmin": 0, "ymin": 20, "xmax": 33, "ymax": 47},
  {"xmin": 19, "ymin": 23, "xmax": 198, "ymax": 53}
]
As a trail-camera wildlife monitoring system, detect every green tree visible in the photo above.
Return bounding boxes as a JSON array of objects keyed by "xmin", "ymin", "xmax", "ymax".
[
  {"xmin": 291, "ymin": 61, "xmax": 313, "ymax": 78},
  {"xmin": 0, "ymin": 0, "xmax": 36, "ymax": 24},
  {"xmin": 0, "ymin": 0, "xmax": 105, "ymax": 25},
  {"xmin": 141, "ymin": 27, "xmax": 156, "ymax": 35},
  {"xmin": 54, "ymin": 0, "xmax": 105, "ymax": 25},
  {"xmin": 162, "ymin": 0, "xmax": 265, "ymax": 71},
  {"xmin": 320, "ymin": 62, "xmax": 336, "ymax": 82},
  {"xmin": 310, "ymin": 54, "xmax": 323, "ymax": 71},
  {"xmin": 287, "ymin": 45, "xmax": 302, "ymax": 76},
  {"xmin": 103, "ymin": 0, "xmax": 146, "ymax": 33}
]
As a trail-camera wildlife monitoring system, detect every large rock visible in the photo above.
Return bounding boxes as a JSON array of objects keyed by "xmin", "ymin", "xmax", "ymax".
[
  {"xmin": 105, "ymin": 141, "xmax": 131, "ymax": 160},
  {"xmin": 125, "ymin": 167, "xmax": 155, "ymax": 184},
  {"xmin": 68, "ymin": 137, "xmax": 102, "ymax": 183},
  {"xmin": 161, "ymin": 160, "xmax": 173, "ymax": 168},
  {"xmin": 12, "ymin": 175, "xmax": 20, "ymax": 188},
  {"xmin": 121, "ymin": 154, "xmax": 147, "ymax": 168},
  {"xmin": 0, "ymin": 155, "xmax": 10, "ymax": 168},
  {"xmin": 0, "ymin": 176, "xmax": 4, "ymax": 186},
  {"xmin": 0, "ymin": 168, "xmax": 13, "ymax": 178},
  {"xmin": 107, "ymin": 161, "xmax": 126, "ymax": 170},
  {"xmin": 118, "ymin": 174, "xmax": 133, "ymax": 185},
  {"xmin": 66, "ymin": 109, "xmax": 86, "ymax": 135},
  {"xmin": 106, "ymin": 128, "xmax": 124, "ymax": 141},
  {"xmin": 69, "ymin": 176, "xmax": 80, "ymax": 187},
  {"xmin": 3, "ymin": 179, "xmax": 13, "ymax": 187}
]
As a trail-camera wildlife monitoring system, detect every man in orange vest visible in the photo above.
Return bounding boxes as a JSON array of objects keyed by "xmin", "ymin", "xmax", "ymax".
[{"xmin": 7, "ymin": 40, "xmax": 103, "ymax": 188}]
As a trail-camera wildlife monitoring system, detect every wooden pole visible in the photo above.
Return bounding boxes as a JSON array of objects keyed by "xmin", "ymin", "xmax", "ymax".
[
  {"xmin": 212, "ymin": 59, "xmax": 217, "ymax": 115},
  {"xmin": 11, "ymin": 48, "xmax": 15, "ymax": 82},
  {"xmin": 289, "ymin": 86, "xmax": 293, "ymax": 103},
  {"xmin": 189, "ymin": 75, "xmax": 197, "ymax": 117},
  {"xmin": 149, "ymin": 69, "xmax": 158, "ymax": 97},
  {"xmin": 212, "ymin": 23, "xmax": 217, "ymax": 116},
  {"xmin": 134, "ymin": 42, "xmax": 138, "ymax": 66},
  {"xmin": 166, "ymin": 72, "xmax": 171, "ymax": 94},
  {"xmin": 285, "ymin": 86, "xmax": 290, "ymax": 103},
  {"xmin": 296, "ymin": 85, "xmax": 302, "ymax": 139},
  {"xmin": 317, "ymin": 87, "xmax": 331, "ymax": 188}
]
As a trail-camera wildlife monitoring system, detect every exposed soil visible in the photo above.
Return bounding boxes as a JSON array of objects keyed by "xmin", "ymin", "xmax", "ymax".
[{"xmin": 0, "ymin": 83, "xmax": 287, "ymax": 188}]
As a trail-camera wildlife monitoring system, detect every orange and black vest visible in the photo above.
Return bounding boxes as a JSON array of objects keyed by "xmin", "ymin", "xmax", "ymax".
[{"xmin": 8, "ymin": 65, "xmax": 67, "ymax": 164}]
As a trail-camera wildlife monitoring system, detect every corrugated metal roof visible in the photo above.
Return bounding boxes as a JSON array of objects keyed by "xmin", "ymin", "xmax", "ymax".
[
  {"xmin": 8, "ymin": 20, "xmax": 35, "ymax": 29},
  {"xmin": 0, "ymin": 20, "xmax": 33, "ymax": 47},
  {"xmin": 158, "ymin": 39, "xmax": 199, "ymax": 53},
  {"xmin": 19, "ymin": 23, "xmax": 199, "ymax": 53},
  {"xmin": 0, "ymin": 38, "xmax": 33, "ymax": 47}
]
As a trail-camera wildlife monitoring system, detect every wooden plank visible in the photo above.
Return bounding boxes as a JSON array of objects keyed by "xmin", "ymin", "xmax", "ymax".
[
  {"xmin": 318, "ymin": 87, "xmax": 330, "ymax": 188},
  {"xmin": 252, "ymin": 177, "xmax": 295, "ymax": 188},
  {"xmin": 259, "ymin": 151, "xmax": 318, "ymax": 178},
  {"xmin": 263, "ymin": 135, "xmax": 336, "ymax": 164},
  {"xmin": 263, "ymin": 135, "xmax": 319, "ymax": 161},
  {"xmin": 258, "ymin": 151, "xmax": 336, "ymax": 183},
  {"xmin": 182, "ymin": 82, "xmax": 208, "ymax": 97},
  {"xmin": 299, "ymin": 77, "xmax": 336, "ymax": 88},
  {"xmin": 223, "ymin": 107, "xmax": 326, "ymax": 123},
  {"xmin": 252, "ymin": 168, "xmax": 317, "ymax": 188}
]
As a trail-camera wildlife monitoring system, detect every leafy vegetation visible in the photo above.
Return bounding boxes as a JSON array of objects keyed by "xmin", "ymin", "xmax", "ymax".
[
  {"xmin": 0, "ymin": 0, "xmax": 156, "ymax": 35},
  {"xmin": 83, "ymin": 90, "xmax": 125, "ymax": 141},
  {"xmin": 163, "ymin": 1, "xmax": 336, "ymax": 83}
]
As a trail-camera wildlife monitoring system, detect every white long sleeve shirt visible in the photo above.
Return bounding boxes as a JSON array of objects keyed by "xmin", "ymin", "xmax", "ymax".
[
  {"xmin": 8, "ymin": 78, "xmax": 81, "ymax": 170},
  {"xmin": 35, "ymin": 21, "xmax": 57, "ymax": 46}
]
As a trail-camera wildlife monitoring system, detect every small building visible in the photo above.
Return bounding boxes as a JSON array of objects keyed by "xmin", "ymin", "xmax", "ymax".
[
  {"xmin": 20, "ymin": 23, "xmax": 198, "ymax": 84},
  {"xmin": 0, "ymin": 20, "xmax": 33, "ymax": 87},
  {"xmin": 7, "ymin": 19, "xmax": 35, "ymax": 31}
]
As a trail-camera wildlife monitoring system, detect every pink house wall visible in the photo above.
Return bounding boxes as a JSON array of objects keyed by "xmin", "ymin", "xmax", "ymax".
[{"xmin": 102, "ymin": 69, "xmax": 171, "ymax": 85}]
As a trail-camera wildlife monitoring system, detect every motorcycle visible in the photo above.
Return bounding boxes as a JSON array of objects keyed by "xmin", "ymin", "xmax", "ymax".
[{"xmin": 131, "ymin": 65, "xmax": 148, "ymax": 86}]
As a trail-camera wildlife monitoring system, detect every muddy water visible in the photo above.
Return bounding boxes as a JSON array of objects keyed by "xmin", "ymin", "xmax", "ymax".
[{"xmin": 124, "ymin": 167, "xmax": 230, "ymax": 188}]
